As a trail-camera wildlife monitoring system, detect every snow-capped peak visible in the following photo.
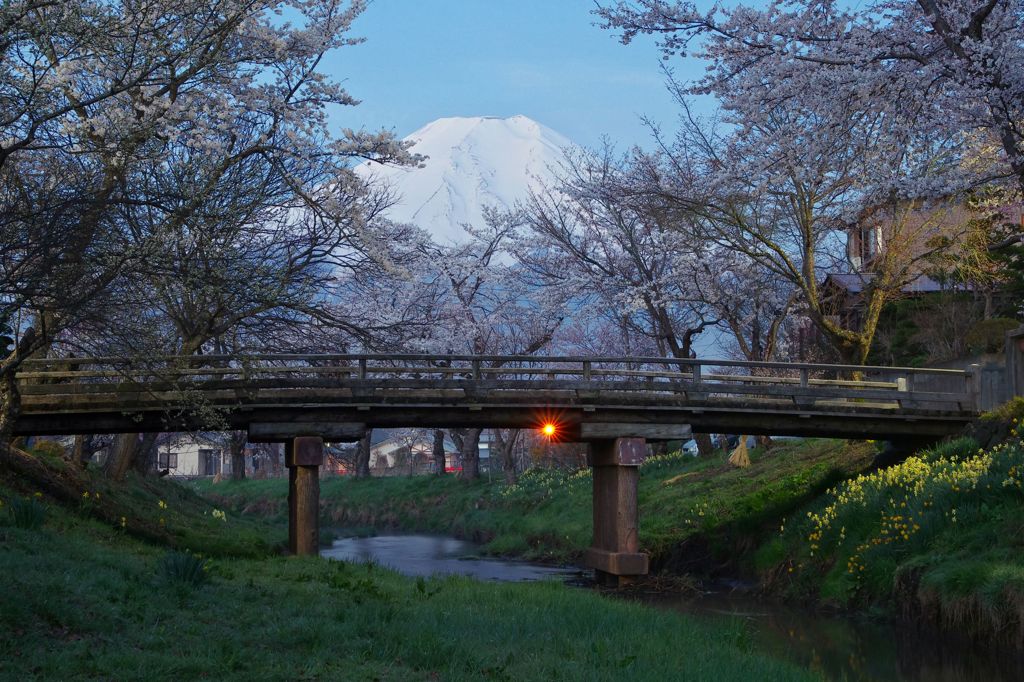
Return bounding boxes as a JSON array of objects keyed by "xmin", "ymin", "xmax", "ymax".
[{"xmin": 356, "ymin": 115, "xmax": 572, "ymax": 244}]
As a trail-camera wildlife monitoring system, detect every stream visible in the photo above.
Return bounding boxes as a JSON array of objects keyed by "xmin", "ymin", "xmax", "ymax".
[{"xmin": 323, "ymin": 534, "xmax": 1024, "ymax": 682}]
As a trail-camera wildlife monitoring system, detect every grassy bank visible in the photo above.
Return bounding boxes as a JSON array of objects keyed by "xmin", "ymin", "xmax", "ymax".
[
  {"xmin": 0, "ymin": 472, "xmax": 818, "ymax": 680},
  {"xmin": 1, "ymin": 443, "xmax": 280, "ymax": 558},
  {"xmin": 198, "ymin": 438, "xmax": 876, "ymax": 567},
  {"xmin": 757, "ymin": 404, "xmax": 1024, "ymax": 645}
]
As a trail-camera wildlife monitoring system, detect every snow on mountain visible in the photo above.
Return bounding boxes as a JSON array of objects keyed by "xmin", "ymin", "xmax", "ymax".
[{"xmin": 355, "ymin": 115, "xmax": 571, "ymax": 244}]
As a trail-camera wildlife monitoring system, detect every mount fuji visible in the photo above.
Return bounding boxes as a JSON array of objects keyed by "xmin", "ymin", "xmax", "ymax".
[{"xmin": 355, "ymin": 115, "xmax": 572, "ymax": 244}]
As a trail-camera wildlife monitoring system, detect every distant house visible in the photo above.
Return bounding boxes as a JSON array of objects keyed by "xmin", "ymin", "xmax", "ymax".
[
  {"xmin": 369, "ymin": 431, "xmax": 462, "ymax": 475},
  {"xmin": 846, "ymin": 199, "xmax": 1024, "ymax": 274},
  {"xmin": 157, "ymin": 433, "xmax": 231, "ymax": 478}
]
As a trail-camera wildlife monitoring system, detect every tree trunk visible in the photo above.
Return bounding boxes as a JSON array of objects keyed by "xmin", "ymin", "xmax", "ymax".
[
  {"xmin": 73, "ymin": 434, "xmax": 93, "ymax": 468},
  {"xmin": 432, "ymin": 429, "xmax": 446, "ymax": 475},
  {"xmin": 355, "ymin": 429, "xmax": 371, "ymax": 478},
  {"xmin": 104, "ymin": 433, "xmax": 140, "ymax": 481},
  {"xmin": 695, "ymin": 432, "xmax": 715, "ymax": 457},
  {"xmin": 494, "ymin": 429, "xmax": 520, "ymax": 485},
  {"xmin": 459, "ymin": 428, "xmax": 482, "ymax": 481},
  {"xmin": 449, "ymin": 429, "xmax": 465, "ymax": 454},
  {"xmin": 230, "ymin": 431, "xmax": 247, "ymax": 481},
  {"xmin": 504, "ymin": 430, "xmax": 520, "ymax": 485},
  {"xmin": 0, "ymin": 328, "xmax": 40, "ymax": 453},
  {"xmin": 131, "ymin": 433, "xmax": 158, "ymax": 475},
  {"xmin": 0, "ymin": 368, "xmax": 20, "ymax": 450}
]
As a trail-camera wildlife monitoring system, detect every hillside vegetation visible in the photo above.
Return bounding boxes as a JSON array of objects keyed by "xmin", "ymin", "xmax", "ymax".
[{"xmin": 758, "ymin": 403, "xmax": 1024, "ymax": 645}]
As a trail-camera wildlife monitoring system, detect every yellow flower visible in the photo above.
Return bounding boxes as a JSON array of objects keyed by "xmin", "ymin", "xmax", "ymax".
[
  {"xmin": 82, "ymin": 491, "xmax": 89, "ymax": 499},
  {"xmin": 158, "ymin": 500, "xmax": 167, "ymax": 509}
]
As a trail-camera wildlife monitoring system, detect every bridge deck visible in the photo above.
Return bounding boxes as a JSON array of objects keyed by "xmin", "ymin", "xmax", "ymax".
[{"xmin": 13, "ymin": 354, "xmax": 977, "ymax": 439}]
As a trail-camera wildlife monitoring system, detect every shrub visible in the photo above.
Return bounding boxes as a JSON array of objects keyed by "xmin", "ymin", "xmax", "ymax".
[
  {"xmin": 30, "ymin": 439, "xmax": 67, "ymax": 460},
  {"xmin": 965, "ymin": 317, "xmax": 1019, "ymax": 354},
  {"xmin": 159, "ymin": 550, "xmax": 209, "ymax": 588},
  {"xmin": 981, "ymin": 396, "xmax": 1024, "ymax": 424},
  {"xmin": 8, "ymin": 496, "xmax": 47, "ymax": 530}
]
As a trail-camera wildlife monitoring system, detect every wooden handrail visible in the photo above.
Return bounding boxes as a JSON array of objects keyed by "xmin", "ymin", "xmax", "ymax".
[{"xmin": 19, "ymin": 353, "xmax": 968, "ymax": 377}]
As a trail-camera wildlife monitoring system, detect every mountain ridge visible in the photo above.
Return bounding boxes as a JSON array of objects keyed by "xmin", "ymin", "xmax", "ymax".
[{"xmin": 356, "ymin": 115, "xmax": 571, "ymax": 243}]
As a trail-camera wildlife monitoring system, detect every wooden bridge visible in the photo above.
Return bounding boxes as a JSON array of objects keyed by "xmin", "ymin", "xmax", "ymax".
[
  {"xmin": 14, "ymin": 353, "xmax": 979, "ymax": 439},
  {"xmin": 13, "ymin": 353, "xmax": 985, "ymax": 584}
]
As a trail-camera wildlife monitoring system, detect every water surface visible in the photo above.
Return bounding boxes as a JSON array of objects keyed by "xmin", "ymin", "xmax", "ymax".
[
  {"xmin": 634, "ymin": 586, "xmax": 1024, "ymax": 682},
  {"xmin": 323, "ymin": 533, "xmax": 578, "ymax": 582}
]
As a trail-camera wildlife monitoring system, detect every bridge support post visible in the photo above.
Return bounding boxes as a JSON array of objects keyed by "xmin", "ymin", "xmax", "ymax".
[
  {"xmin": 286, "ymin": 436, "xmax": 323, "ymax": 556},
  {"xmin": 584, "ymin": 438, "xmax": 648, "ymax": 586}
]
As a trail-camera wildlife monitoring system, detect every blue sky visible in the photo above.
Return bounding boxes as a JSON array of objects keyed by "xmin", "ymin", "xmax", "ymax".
[{"xmin": 326, "ymin": 1, "xmax": 709, "ymax": 149}]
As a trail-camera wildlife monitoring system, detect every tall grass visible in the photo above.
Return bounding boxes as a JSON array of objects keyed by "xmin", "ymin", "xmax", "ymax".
[{"xmin": 6, "ymin": 495, "xmax": 47, "ymax": 529}]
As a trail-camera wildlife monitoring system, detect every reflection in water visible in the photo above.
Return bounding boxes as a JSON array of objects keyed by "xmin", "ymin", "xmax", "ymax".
[
  {"xmin": 324, "ymin": 534, "xmax": 1024, "ymax": 682},
  {"xmin": 323, "ymin": 534, "xmax": 578, "ymax": 582},
  {"xmin": 633, "ymin": 589, "xmax": 1024, "ymax": 682}
]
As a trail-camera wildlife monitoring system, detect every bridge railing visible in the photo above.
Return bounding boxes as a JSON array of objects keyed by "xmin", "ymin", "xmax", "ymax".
[{"xmin": 15, "ymin": 353, "xmax": 975, "ymax": 413}]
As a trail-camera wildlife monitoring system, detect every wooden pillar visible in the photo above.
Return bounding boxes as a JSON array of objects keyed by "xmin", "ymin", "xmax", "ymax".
[
  {"xmin": 584, "ymin": 437, "xmax": 649, "ymax": 586},
  {"xmin": 1007, "ymin": 325, "xmax": 1024, "ymax": 399},
  {"xmin": 286, "ymin": 436, "xmax": 323, "ymax": 556}
]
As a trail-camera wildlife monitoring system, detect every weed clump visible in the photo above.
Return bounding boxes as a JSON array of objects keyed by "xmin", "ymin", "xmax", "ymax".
[
  {"xmin": 8, "ymin": 495, "xmax": 47, "ymax": 529},
  {"xmin": 159, "ymin": 550, "xmax": 209, "ymax": 588}
]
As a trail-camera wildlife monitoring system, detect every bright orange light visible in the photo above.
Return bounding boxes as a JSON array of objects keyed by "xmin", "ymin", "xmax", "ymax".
[{"xmin": 541, "ymin": 423, "xmax": 557, "ymax": 438}]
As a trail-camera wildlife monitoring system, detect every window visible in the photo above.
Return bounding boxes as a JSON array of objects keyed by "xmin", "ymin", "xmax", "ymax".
[
  {"xmin": 199, "ymin": 449, "xmax": 221, "ymax": 476},
  {"xmin": 861, "ymin": 224, "xmax": 883, "ymax": 262},
  {"xmin": 157, "ymin": 451, "xmax": 178, "ymax": 469}
]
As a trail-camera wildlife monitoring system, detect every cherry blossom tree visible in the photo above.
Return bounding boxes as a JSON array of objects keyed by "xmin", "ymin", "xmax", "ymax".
[
  {"xmin": 521, "ymin": 145, "xmax": 717, "ymax": 362},
  {"xmin": 0, "ymin": 1, "xmax": 412, "ymax": 456},
  {"xmin": 416, "ymin": 211, "xmax": 566, "ymax": 480},
  {"xmin": 697, "ymin": 250, "xmax": 798, "ymax": 364},
  {"xmin": 670, "ymin": 88, "xmax": 965, "ymax": 364},
  {"xmin": 343, "ymin": 210, "xmax": 567, "ymax": 480},
  {"xmin": 597, "ymin": 0, "xmax": 1024, "ymax": 208},
  {"xmin": 521, "ymin": 145, "xmax": 721, "ymax": 453}
]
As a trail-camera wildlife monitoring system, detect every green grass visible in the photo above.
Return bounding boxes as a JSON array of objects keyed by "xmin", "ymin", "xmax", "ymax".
[
  {"xmin": 0, "ymin": 480, "xmax": 818, "ymax": 681},
  {"xmin": 196, "ymin": 438, "xmax": 875, "ymax": 566},
  {"xmin": 759, "ymin": 433, "xmax": 1024, "ymax": 644}
]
